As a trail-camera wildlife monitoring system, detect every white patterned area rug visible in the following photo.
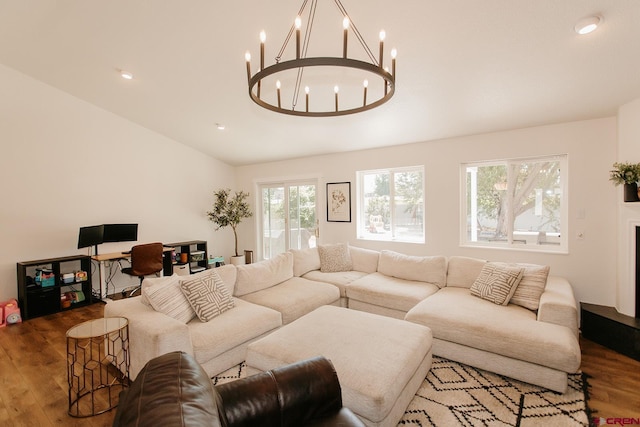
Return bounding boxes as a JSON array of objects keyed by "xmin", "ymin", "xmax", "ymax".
[{"xmin": 212, "ymin": 356, "xmax": 591, "ymax": 427}]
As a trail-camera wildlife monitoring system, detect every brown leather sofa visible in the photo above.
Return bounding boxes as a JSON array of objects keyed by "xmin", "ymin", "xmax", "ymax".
[{"xmin": 112, "ymin": 351, "xmax": 364, "ymax": 427}]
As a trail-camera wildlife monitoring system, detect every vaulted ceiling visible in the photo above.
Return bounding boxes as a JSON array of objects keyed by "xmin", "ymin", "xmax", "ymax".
[{"xmin": 1, "ymin": 1, "xmax": 638, "ymax": 165}]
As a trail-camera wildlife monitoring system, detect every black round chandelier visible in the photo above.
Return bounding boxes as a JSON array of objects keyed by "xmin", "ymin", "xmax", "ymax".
[{"xmin": 245, "ymin": 0, "xmax": 396, "ymax": 117}]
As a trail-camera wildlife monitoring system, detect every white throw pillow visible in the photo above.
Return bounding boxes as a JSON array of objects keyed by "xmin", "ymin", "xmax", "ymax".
[
  {"xmin": 318, "ymin": 243, "xmax": 353, "ymax": 272},
  {"xmin": 470, "ymin": 263, "xmax": 524, "ymax": 305},
  {"xmin": 180, "ymin": 270, "xmax": 234, "ymax": 322},
  {"xmin": 142, "ymin": 273, "xmax": 195, "ymax": 323},
  {"xmin": 377, "ymin": 250, "xmax": 447, "ymax": 287}
]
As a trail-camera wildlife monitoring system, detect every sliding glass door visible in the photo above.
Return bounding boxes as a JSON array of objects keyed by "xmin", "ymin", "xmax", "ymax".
[{"xmin": 260, "ymin": 182, "xmax": 317, "ymax": 259}]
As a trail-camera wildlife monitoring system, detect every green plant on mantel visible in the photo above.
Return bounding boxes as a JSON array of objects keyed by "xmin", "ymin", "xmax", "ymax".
[
  {"xmin": 609, "ymin": 162, "xmax": 640, "ymax": 186},
  {"xmin": 207, "ymin": 188, "xmax": 253, "ymax": 257}
]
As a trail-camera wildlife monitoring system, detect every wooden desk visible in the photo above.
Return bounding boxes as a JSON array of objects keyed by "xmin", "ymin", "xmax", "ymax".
[{"xmin": 92, "ymin": 248, "xmax": 174, "ymax": 299}]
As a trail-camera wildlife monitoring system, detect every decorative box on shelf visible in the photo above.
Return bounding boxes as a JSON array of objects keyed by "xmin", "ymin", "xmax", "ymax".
[
  {"xmin": 190, "ymin": 250, "xmax": 205, "ymax": 262},
  {"xmin": 208, "ymin": 256, "xmax": 225, "ymax": 267},
  {"xmin": 36, "ymin": 268, "xmax": 55, "ymax": 287}
]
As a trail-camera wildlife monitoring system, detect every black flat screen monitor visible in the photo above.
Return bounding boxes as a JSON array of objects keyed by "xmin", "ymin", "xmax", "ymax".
[
  {"xmin": 77, "ymin": 225, "xmax": 105, "ymax": 250},
  {"xmin": 103, "ymin": 224, "xmax": 138, "ymax": 243}
]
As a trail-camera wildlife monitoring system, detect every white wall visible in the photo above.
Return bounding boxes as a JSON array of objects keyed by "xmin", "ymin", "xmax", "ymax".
[
  {"xmin": 616, "ymin": 97, "xmax": 640, "ymax": 316},
  {"xmin": 0, "ymin": 64, "xmax": 236, "ymax": 300},
  {"xmin": 236, "ymin": 117, "xmax": 618, "ymax": 307}
]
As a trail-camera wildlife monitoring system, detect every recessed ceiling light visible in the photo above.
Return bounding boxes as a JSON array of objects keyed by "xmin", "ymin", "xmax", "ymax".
[
  {"xmin": 216, "ymin": 123, "xmax": 225, "ymax": 130},
  {"xmin": 575, "ymin": 16, "xmax": 601, "ymax": 35},
  {"xmin": 120, "ymin": 70, "xmax": 133, "ymax": 80}
]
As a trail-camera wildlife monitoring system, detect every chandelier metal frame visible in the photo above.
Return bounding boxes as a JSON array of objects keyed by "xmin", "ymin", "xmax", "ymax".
[{"xmin": 245, "ymin": 0, "xmax": 396, "ymax": 117}]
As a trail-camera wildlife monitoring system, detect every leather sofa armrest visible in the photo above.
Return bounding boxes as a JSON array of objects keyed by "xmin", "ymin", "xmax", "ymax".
[
  {"xmin": 113, "ymin": 351, "xmax": 221, "ymax": 427},
  {"xmin": 537, "ymin": 276, "xmax": 579, "ymax": 336},
  {"xmin": 215, "ymin": 356, "xmax": 364, "ymax": 427}
]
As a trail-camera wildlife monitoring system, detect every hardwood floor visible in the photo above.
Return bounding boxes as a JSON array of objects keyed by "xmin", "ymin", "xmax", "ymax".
[
  {"xmin": 0, "ymin": 302, "xmax": 114, "ymax": 427},
  {"xmin": 580, "ymin": 336, "xmax": 640, "ymax": 420},
  {"xmin": 1, "ymin": 302, "xmax": 639, "ymax": 426}
]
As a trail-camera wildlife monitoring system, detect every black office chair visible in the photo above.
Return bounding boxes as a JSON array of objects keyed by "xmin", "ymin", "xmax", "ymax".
[{"xmin": 121, "ymin": 242, "xmax": 164, "ymax": 297}]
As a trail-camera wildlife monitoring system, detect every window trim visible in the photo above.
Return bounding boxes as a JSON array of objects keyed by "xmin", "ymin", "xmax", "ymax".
[{"xmin": 460, "ymin": 154, "xmax": 569, "ymax": 254}]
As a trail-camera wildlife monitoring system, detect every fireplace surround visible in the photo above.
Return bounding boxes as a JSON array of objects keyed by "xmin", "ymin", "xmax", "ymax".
[{"xmin": 580, "ymin": 225, "xmax": 640, "ymax": 360}]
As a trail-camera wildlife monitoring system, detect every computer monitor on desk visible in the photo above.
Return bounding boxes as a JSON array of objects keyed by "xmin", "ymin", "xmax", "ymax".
[
  {"xmin": 77, "ymin": 223, "xmax": 138, "ymax": 255},
  {"xmin": 77, "ymin": 225, "xmax": 105, "ymax": 255},
  {"xmin": 103, "ymin": 224, "xmax": 138, "ymax": 244}
]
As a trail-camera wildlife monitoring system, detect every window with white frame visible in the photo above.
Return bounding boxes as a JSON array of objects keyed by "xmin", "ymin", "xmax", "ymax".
[
  {"xmin": 357, "ymin": 166, "xmax": 424, "ymax": 243},
  {"xmin": 462, "ymin": 155, "xmax": 568, "ymax": 252}
]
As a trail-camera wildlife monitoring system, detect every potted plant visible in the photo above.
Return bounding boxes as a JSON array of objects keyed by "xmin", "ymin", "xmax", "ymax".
[
  {"xmin": 207, "ymin": 188, "xmax": 253, "ymax": 264},
  {"xmin": 609, "ymin": 162, "xmax": 640, "ymax": 202}
]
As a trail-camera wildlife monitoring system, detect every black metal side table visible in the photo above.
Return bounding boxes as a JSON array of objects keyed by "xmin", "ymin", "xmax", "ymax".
[{"xmin": 66, "ymin": 317, "xmax": 130, "ymax": 417}]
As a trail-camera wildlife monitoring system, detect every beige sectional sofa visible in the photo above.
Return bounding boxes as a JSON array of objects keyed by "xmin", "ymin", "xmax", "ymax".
[{"xmin": 105, "ymin": 243, "xmax": 580, "ymax": 393}]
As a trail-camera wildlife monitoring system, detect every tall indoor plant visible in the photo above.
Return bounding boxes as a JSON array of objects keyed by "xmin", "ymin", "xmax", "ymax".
[
  {"xmin": 609, "ymin": 162, "xmax": 640, "ymax": 202},
  {"xmin": 207, "ymin": 188, "xmax": 253, "ymax": 264}
]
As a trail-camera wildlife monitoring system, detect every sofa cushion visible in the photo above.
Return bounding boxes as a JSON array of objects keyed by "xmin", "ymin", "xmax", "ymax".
[
  {"xmin": 446, "ymin": 256, "xmax": 487, "ymax": 288},
  {"xmin": 349, "ymin": 246, "xmax": 380, "ymax": 273},
  {"xmin": 234, "ymin": 252, "xmax": 294, "ymax": 297},
  {"xmin": 318, "ymin": 243, "xmax": 353, "ymax": 272},
  {"xmin": 290, "ymin": 247, "xmax": 321, "ymax": 277},
  {"xmin": 302, "ymin": 270, "xmax": 369, "ymax": 298},
  {"xmin": 405, "ymin": 288, "xmax": 581, "ymax": 373},
  {"xmin": 239, "ymin": 277, "xmax": 340, "ymax": 324},
  {"xmin": 470, "ymin": 263, "xmax": 523, "ymax": 305},
  {"xmin": 180, "ymin": 270, "xmax": 235, "ymax": 322},
  {"xmin": 188, "ymin": 298, "xmax": 282, "ymax": 365},
  {"xmin": 498, "ymin": 263, "xmax": 550, "ymax": 311},
  {"xmin": 348, "ymin": 272, "xmax": 440, "ymax": 312},
  {"xmin": 142, "ymin": 274, "xmax": 195, "ymax": 323},
  {"xmin": 377, "ymin": 250, "xmax": 447, "ymax": 288}
]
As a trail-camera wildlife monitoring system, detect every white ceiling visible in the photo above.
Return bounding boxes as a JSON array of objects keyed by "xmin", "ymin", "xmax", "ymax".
[{"xmin": 1, "ymin": 1, "xmax": 638, "ymax": 166}]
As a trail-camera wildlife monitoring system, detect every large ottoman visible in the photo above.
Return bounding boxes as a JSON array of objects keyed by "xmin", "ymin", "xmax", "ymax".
[{"xmin": 245, "ymin": 305, "xmax": 433, "ymax": 427}]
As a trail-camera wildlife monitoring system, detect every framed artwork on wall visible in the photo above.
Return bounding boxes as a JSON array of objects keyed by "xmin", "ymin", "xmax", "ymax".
[{"xmin": 326, "ymin": 182, "xmax": 351, "ymax": 222}]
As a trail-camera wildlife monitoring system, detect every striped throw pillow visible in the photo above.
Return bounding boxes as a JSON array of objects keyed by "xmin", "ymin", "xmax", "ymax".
[
  {"xmin": 470, "ymin": 263, "xmax": 524, "ymax": 305},
  {"xmin": 143, "ymin": 274, "xmax": 195, "ymax": 323},
  {"xmin": 180, "ymin": 270, "xmax": 234, "ymax": 322},
  {"xmin": 496, "ymin": 263, "xmax": 550, "ymax": 311}
]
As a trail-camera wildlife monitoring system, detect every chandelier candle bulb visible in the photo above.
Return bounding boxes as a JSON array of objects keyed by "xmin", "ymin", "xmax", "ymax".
[
  {"xmin": 305, "ymin": 86, "xmax": 309, "ymax": 112},
  {"xmin": 259, "ymin": 31, "xmax": 266, "ymax": 70},
  {"xmin": 334, "ymin": 85, "xmax": 339, "ymax": 112},
  {"xmin": 343, "ymin": 17, "xmax": 349, "ymax": 58},
  {"xmin": 363, "ymin": 80, "xmax": 368, "ymax": 106},
  {"xmin": 379, "ymin": 30, "xmax": 386, "ymax": 67},
  {"xmin": 391, "ymin": 48, "xmax": 397, "ymax": 77},
  {"xmin": 276, "ymin": 80, "xmax": 281, "ymax": 108},
  {"xmin": 245, "ymin": 52, "xmax": 251, "ymax": 83},
  {"xmin": 295, "ymin": 16, "xmax": 302, "ymax": 59}
]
